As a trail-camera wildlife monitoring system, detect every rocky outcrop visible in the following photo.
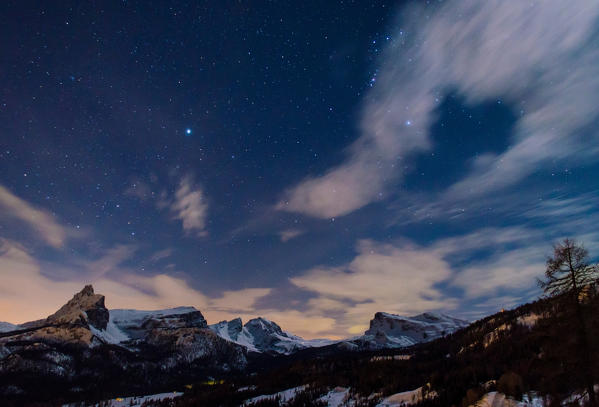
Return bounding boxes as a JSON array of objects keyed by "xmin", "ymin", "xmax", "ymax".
[
  {"xmin": 362, "ymin": 312, "xmax": 469, "ymax": 348},
  {"xmin": 47, "ymin": 285, "xmax": 109, "ymax": 330}
]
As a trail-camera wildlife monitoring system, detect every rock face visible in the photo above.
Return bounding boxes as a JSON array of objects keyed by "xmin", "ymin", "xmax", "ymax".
[
  {"xmin": 110, "ymin": 307, "xmax": 208, "ymax": 340},
  {"xmin": 47, "ymin": 285, "xmax": 109, "ymax": 330},
  {"xmin": 362, "ymin": 312, "xmax": 469, "ymax": 348}
]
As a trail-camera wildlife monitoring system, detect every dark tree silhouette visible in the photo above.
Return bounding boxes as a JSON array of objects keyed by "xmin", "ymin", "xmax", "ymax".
[{"xmin": 539, "ymin": 239, "xmax": 599, "ymax": 406}]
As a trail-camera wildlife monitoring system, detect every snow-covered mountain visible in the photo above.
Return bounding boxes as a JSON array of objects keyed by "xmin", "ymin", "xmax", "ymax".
[
  {"xmin": 359, "ymin": 311, "xmax": 469, "ymax": 348},
  {"xmin": 209, "ymin": 317, "xmax": 333, "ymax": 355},
  {"xmin": 108, "ymin": 306, "xmax": 207, "ymax": 341},
  {"xmin": 0, "ymin": 286, "xmax": 469, "ymax": 361},
  {"xmin": 0, "ymin": 322, "xmax": 18, "ymax": 333},
  {"xmin": 0, "ymin": 286, "xmax": 247, "ymax": 380}
]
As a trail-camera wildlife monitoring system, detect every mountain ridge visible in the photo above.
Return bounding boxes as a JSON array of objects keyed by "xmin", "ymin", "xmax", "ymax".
[{"xmin": 0, "ymin": 286, "xmax": 468, "ymax": 355}]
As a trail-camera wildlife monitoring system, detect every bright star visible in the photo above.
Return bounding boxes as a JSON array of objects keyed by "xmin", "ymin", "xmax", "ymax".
[
  {"xmin": 185, "ymin": 128, "xmax": 192, "ymax": 135},
  {"xmin": 405, "ymin": 120, "xmax": 412, "ymax": 126}
]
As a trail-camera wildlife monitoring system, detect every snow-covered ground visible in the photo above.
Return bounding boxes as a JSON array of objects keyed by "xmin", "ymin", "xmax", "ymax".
[
  {"xmin": 376, "ymin": 386, "xmax": 437, "ymax": 407},
  {"xmin": 318, "ymin": 387, "xmax": 351, "ymax": 407},
  {"xmin": 62, "ymin": 391, "xmax": 183, "ymax": 407},
  {"xmin": 243, "ymin": 385, "xmax": 307, "ymax": 406}
]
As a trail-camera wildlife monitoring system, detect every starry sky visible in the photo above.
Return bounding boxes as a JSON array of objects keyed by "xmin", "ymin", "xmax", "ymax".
[{"xmin": 1, "ymin": 0, "xmax": 599, "ymax": 339}]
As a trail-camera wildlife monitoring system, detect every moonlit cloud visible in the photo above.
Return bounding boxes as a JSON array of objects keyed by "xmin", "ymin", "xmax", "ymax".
[
  {"xmin": 291, "ymin": 240, "xmax": 456, "ymax": 335},
  {"xmin": 0, "ymin": 184, "xmax": 68, "ymax": 248},
  {"xmin": 0, "ymin": 240, "xmax": 272, "ymax": 326},
  {"xmin": 0, "ymin": 238, "xmax": 336, "ymax": 337},
  {"xmin": 278, "ymin": 0, "xmax": 599, "ymax": 219},
  {"xmin": 171, "ymin": 175, "xmax": 209, "ymax": 237}
]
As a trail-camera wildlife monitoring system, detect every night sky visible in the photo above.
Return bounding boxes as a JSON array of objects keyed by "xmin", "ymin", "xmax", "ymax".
[{"xmin": 1, "ymin": 0, "xmax": 599, "ymax": 339}]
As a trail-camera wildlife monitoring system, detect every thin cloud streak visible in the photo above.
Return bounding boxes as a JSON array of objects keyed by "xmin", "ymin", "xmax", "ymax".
[{"xmin": 0, "ymin": 184, "xmax": 68, "ymax": 248}]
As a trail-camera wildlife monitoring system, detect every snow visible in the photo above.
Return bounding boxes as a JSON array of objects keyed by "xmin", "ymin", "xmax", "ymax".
[
  {"xmin": 62, "ymin": 391, "xmax": 183, "ymax": 407},
  {"xmin": 210, "ymin": 317, "xmax": 334, "ymax": 355},
  {"xmin": 90, "ymin": 307, "xmax": 202, "ymax": 345},
  {"xmin": 110, "ymin": 307, "xmax": 198, "ymax": 327},
  {"xmin": 89, "ymin": 317, "xmax": 130, "ymax": 345},
  {"xmin": 376, "ymin": 386, "xmax": 437, "ymax": 407},
  {"xmin": 0, "ymin": 321, "xmax": 18, "ymax": 332},
  {"xmin": 472, "ymin": 392, "xmax": 544, "ymax": 407},
  {"xmin": 234, "ymin": 328, "xmax": 260, "ymax": 352},
  {"xmin": 319, "ymin": 387, "xmax": 351, "ymax": 407},
  {"xmin": 243, "ymin": 385, "xmax": 307, "ymax": 406}
]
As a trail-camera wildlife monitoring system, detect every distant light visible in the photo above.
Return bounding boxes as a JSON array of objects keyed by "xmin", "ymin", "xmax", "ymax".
[
  {"xmin": 185, "ymin": 128, "xmax": 192, "ymax": 135},
  {"xmin": 405, "ymin": 120, "xmax": 412, "ymax": 126}
]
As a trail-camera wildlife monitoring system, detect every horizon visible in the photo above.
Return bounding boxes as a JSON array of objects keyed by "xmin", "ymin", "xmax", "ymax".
[
  {"xmin": 2, "ymin": 0, "xmax": 599, "ymax": 340},
  {"xmin": 0, "ymin": 283, "xmax": 472, "ymax": 340}
]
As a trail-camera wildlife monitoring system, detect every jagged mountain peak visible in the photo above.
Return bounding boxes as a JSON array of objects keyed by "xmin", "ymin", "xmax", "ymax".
[
  {"xmin": 47, "ymin": 285, "xmax": 109, "ymax": 330},
  {"xmin": 245, "ymin": 317, "xmax": 285, "ymax": 334}
]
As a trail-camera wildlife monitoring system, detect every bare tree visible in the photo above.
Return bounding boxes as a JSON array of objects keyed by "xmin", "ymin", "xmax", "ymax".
[{"xmin": 539, "ymin": 239, "xmax": 599, "ymax": 406}]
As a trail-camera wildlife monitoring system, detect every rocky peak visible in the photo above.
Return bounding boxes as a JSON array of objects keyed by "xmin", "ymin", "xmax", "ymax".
[
  {"xmin": 46, "ymin": 285, "xmax": 109, "ymax": 330},
  {"xmin": 245, "ymin": 317, "xmax": 284, "ymax": 335},
  {"xmin": 364, "ymin": 311, "xmax": 469, "ymax": 347},
  {"xmin": 225, "ymin": 318, "xmax": 243, "ymax": 340}
]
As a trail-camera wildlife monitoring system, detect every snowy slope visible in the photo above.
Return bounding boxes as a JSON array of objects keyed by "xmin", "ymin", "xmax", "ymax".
[
  {"xmin": 0, "ymin": 322, "xmax": 18, "ymax": 333},
  {"xmin": 243, "ymin": 385, "xmax": 307, "ymax": 406},
  {"xmin": 63, "ymin": 391, "xmax": 183, "ymax": 407},
  {"xmin": 376, "ymin": 386, "xmax": 437, "ymax": 406}
]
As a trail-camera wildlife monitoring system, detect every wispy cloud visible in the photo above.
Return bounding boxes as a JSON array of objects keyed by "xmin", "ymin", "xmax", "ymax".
[
  {"xmin": 148, "ymin": 248, "xmax": 174, "ymax": 263},
  {"xmin": 278, "ymin": 0, "xmax": 599, "ymax": 219},
  {"xmin": 278, "ymin": 229, "xmax": 304, "ymax": 242},
  {"xmin": 0, "ymin": 239, "xmax": 270, "ymax": 325},
  {"xmin": 171, "ymin": 175, "xmax": 209, "ymax": 237},
  {"xmin": 0, "ymin": 184, "xmax": 67, "ymax": 248}
]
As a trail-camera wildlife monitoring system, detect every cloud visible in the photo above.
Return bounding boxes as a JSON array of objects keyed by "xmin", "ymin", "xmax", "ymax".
[
  {"xmin": 0, "ymin": 184, "xmax": 68, "ymax": 248},
  {"xmin": 209, "ymin": 288, "xmax": 273, "ymax": 314},
  {"xmin": 278, "ymin": 0, "xmax": 599, "ymax": 218},
  {"xmin": 278, "ymin": 229, "xmax": 304, "ymax": 242},
  {"xmin": 291, "ymin": 240, "xmax": 455, "ymax": 334},
  {"xmin": 149, "ymin": 248, "xmax": 174, "ymax": 263},
  {"xmin": 0, "ymin": 239, "xmax": 272, "ymax": 326},
  {"xmin": 171, "ymin": 175, "xmax": 209, "ymax": 237}
]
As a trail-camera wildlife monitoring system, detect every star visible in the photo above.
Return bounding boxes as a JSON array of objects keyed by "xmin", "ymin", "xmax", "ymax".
[{"xmin": 185, "ymin": 128, "xmax": 192, "ymax": 135}]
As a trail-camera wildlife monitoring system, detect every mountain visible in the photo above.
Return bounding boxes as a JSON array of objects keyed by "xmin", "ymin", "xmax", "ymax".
[
  {"xmin": 0, "ymin": 285, "xmax": 474, "ymax": 404},
  {"xmin": 209, "ymin": 317, "xmax": 334, "ymax": 355},
  {"xmin": 0, "ymin": 286, "xmax": 247, "ymax": 401},
  {"xmin": 358, "ymin": 311, "xmax": 469, "ymax": 348},
  {"xmin": 0, "ymin": 322, "xmax": 17, "ymax": 333}
]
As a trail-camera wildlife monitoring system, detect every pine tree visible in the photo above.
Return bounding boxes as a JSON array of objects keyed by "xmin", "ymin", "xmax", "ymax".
[{"xmin": 539, "ymin": 239, "xmax": 599, "ymax": 406}]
